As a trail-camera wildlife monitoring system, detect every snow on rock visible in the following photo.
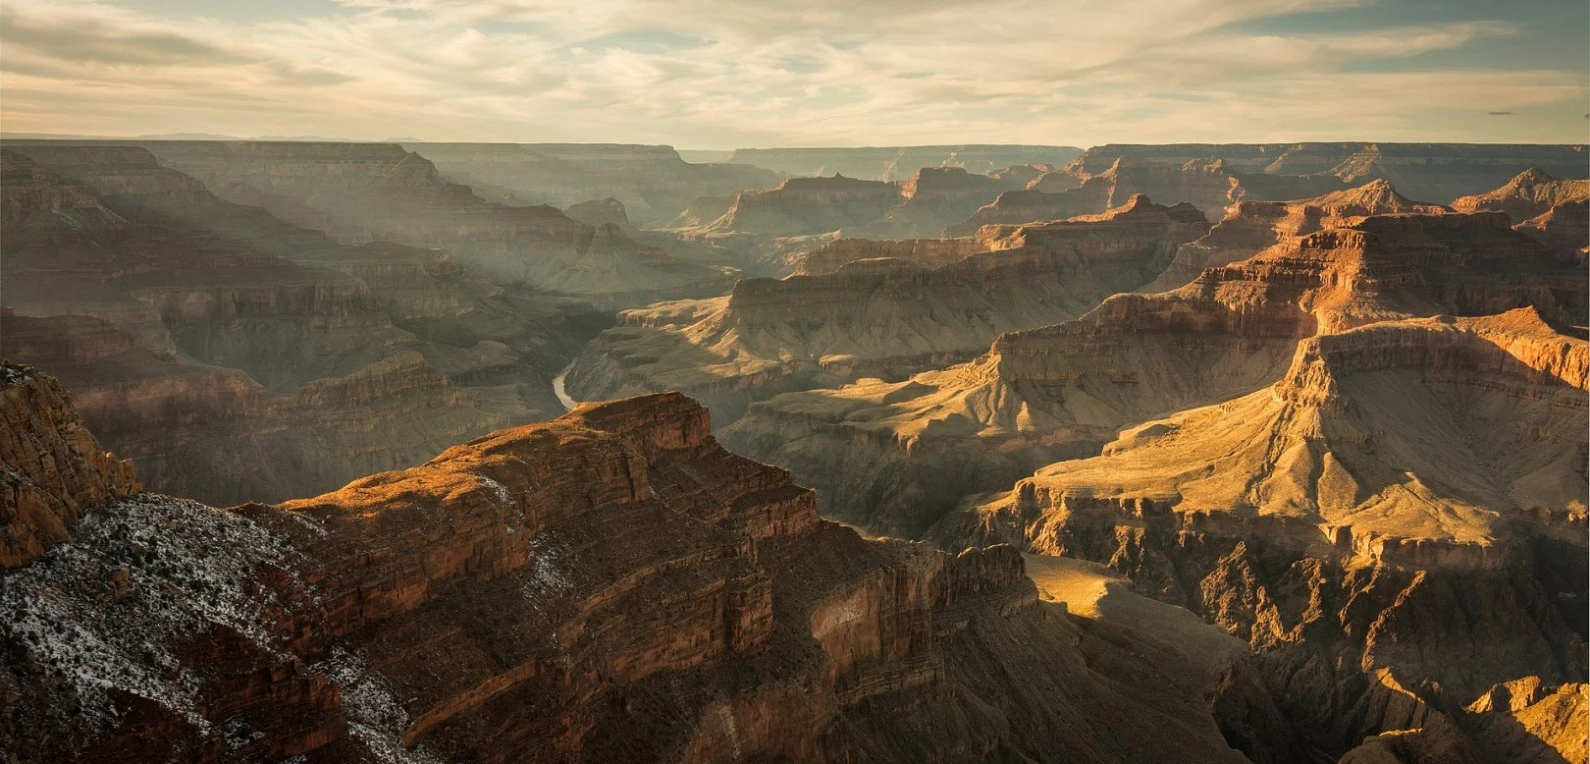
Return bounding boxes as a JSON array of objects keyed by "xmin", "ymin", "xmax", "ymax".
[
  {"xmin": 314, "ymin": 646, "xmax": 442, "ymax": 764},
  {"xmin": 0, "ymin": 494, "xmax": 302, "ymax": 735}
]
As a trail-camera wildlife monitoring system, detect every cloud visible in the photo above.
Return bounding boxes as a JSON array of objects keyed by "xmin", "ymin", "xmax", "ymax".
[{"xmin": 0, "ymin": 0, "xmax": 1583, "ymax": 145}]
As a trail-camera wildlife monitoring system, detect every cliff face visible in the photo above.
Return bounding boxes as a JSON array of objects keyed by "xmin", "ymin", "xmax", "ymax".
[
  {"xmin": 721, "ymin": 145, "xmax": 1083, "ymax": 181},
  {"xmin": 402, "ymin": 142, "xmax": 780, "ymax": 224},
  {"xmin": 567, "ymin": 196, "xmax": 1208, "ymax": 425},
  {"xmin": 931, "ymin": 310, "xmax": 1587, "ymax": 761},
  {"xmin": 952, "ymin": 157, "xmax": 1348, "ymax": 233},
  {"xmin": 1148, "ymin": 179, "xmax": 1451, "ymax": 291},
  {"xmin": 1070, "ymin": 143, "xmax": 1588, "ymax": 203},
  {"xmin": 702, "ymin": 175, "xmax": 904, "ymax": 237},
  {"xmin": 0, "ymin": 145, "xmax": 610, "ymax": 505},
  {"xmin": 1453, "ymin": 169, "xmax": 1590, "ymax": 261},
  {"xmin": 722, "ymin": 210, "xmax": 1587, "ymax": 536},
  {"xmin": 0, "ymin": 384, "xmax": 1250, "ymax": 763},
  {"xmin": 844, "ymin": 166, "xmax": 1027, "ymax": 239},
  {"xmin": 105, "ymin": 140, "xmax": 732, "ymax": 306},
  {"xmin": 0, "ymin": 363, "xmax": 140, "ymax": 569}
]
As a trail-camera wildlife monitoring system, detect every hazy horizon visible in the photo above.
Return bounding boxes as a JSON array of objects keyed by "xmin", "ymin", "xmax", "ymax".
[{"xmin": 2, "ymin": 0, "xmax": 1587, "ymax": 147}]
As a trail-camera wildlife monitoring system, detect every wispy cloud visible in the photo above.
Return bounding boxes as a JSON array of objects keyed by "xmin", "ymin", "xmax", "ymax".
[{"xmin": 1, "ymin": 0, "xmax": 1583, "ymax": 145}]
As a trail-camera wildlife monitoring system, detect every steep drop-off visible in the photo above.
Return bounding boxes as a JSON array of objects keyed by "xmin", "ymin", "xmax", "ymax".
[
  {"xmin": 0, "ymin": 146, "xmax": 607, "ymax": 505},
  {"xmin": 403, "ymin": 142, "xmax": 780, "ymax": 224},
  {"xmin": 567, "ymin": 196, "xmax": 1208, "ymax": 424},
  {"xmin": 723, "ymin": 210, "xmax": 1587, "ymax": 536},
  {"xmin": 89, "ymin": 140, "xmax": 734, "ymax": 307},
  {"xmin": 1454, "ymin": 168, "xmax": 1590, "ymax": 261},
  {"xmin": 1068, "ymin": 143, "xmax": 1588, "ymax": 204},
  {"xmin": 932, "ymin": 310, "xmax": 1588, "ymax": 762},
  {"xmin": 0, "ymin": 369, "xmax": 1252, "ymax": 763}
]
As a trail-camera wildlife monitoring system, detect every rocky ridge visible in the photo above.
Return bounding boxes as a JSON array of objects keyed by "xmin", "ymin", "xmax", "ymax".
[
  {"xmin": 566, "ymin": 196, "xmax": 1208, "ymax": 424},
  {"xmin": 0, "ymin": 145, "xmax": 609, "ymax": 504},
  {"xmin": 0, "ymin": 370, "xmax": 1252, "ymax": 763},
  {"xmin": 722, "ymin": 209, "xmax": 1587, "ymax": 536}
]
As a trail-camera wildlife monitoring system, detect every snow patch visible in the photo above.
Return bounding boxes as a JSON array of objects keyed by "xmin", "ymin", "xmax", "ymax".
[
  {"xmin": 314, "ymin": 646, "xmax": 442, "ymax": 764},
  {"xmin": 0, "ymin": 495, "xmax": 303, "ymax": 735}
]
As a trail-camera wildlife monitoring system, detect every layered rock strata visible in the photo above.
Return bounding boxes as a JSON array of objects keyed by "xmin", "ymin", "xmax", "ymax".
[
  {"xmin": 723, "ymin": 210, "xmax": 1587, "ymax": 536},
  {"xmin": 1068, "ymin": 143, "xmax": 1588, "ymax": 203},
  {"xmin": 0, "ymin": 376, "xmax": 1251, "ymax": 763},
  {"xmin": 930, "ymin": 310, "xmax": 1588, "ymax": 761},
  {"xmin": 0, "ymin": 145, "xmax": 606, "ymax": 504},
  {"xmin": 71, "ymin": 140, "xmax": 734, "ymax": 306},
  {"xmin": 1453, "ymin": 168, "xmax": 1590, "ymax": 260},
  {"xmin": 568, "ymin": 196, "xmax": 1208, "ymax": 424},
  {"xmin": 403, "ymin": 142, "xmax": 781, "ymax": 224}
]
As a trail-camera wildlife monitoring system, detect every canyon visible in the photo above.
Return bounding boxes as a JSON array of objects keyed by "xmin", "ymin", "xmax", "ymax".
[
  {"xmin": 565, "ymin": 195, "xmax": 1208, "ymax": 423},
  {"xmin": 0, "ymin": 363, "xmax": 1256, "ymax": 762},
  {"xmin": 0, "ymin": 145, "xmax": 608, "ymax": 504},
  {"xmin": 4, "ymin": 136, "xmax": 1587, "ymax": 763}
]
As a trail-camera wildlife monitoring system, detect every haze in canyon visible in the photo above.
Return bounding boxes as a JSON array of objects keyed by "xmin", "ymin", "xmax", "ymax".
[{"xmin": 1, "ymin": 0, "xmax": 1587, "ymax": 762}]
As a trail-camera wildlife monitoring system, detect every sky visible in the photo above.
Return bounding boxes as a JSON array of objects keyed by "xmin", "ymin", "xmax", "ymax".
[{"xmin": 1, "ymin": 0, "xmax": 1586, "ymax": 148}]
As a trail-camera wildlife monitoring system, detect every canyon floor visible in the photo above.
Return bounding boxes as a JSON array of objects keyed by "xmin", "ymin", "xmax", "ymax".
[{"xmin": 2, "ymin": 140, "xmax": 1586, "ymax": 763}]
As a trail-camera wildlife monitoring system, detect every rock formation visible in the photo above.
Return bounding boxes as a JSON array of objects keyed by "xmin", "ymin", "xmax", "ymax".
[
  {"xmin": 0, "ymin": 145, "xmax": 607, "ymax": 505},
  {"xmin": 721, "ymin": 145, "xmax": 1083, "ymax": 181},
  {"xmin": 1069, "ymin": 143, "xmax": 1588, "ymax": 204},
  {"xmin": 1454, "ymin": 168, "xmax": 1590, "ymax": 261},
  {"xmin": 567, "ymin": 196, "xmax": 1208, "ymax": 424},
  {"xmin": 951, "ymin": 157, "xmax": 1349, "ymax": 233},
  {"xmin": 69, "ymin": 140, "xmax": 734, "ymax": 307},
  {"xmin": 1147, "ymin": 179, "xmax": 1450, "ymax": 291},
  {"xmin": 700, "ymin": 175, "xmax": 904, "ymax": 237},
  {"xmin": 402, "ymin": 142, "xmax": 781, "ymax": 224},
  {"xmin": 0, "ymin": 363, "xmax": 139, "ymax": 568},
  {"xmin": 930, "ymin": 309, "xmax": 1588, "ymax": 760},
  {"xmin": 844, "ymin": 166, "xmax": 1029, "ymax": 239},
  {"xmin": 723, "ymin": 209, "xmax": 1587, "ymax": 536},
  {"xmin": 0, "ymin": 369, "xmax": 1252, "ymax": 763}
]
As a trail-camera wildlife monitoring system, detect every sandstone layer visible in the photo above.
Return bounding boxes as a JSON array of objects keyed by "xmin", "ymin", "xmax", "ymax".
[
  {"xmin": 929, "ymin": 310, "xmax": 1587, "ymax": 761},
  {"xmin": 0, "ymin": 373, "xmax": 1252, "ymax": 763},
  {"xmin": 1453, "ymin": 168, "xmax": 1590, "ymax": 261},
  {"xmin": 723, "ymin": 209, "xmax": 1586, "ymax": 536},
  {"xmin": 1147, "ymin": 179, "xmax": 1450, "ymax": 291},
  {"xmin": 567, "ymin": 196, "xmax": 1207, "ymax": 424}
]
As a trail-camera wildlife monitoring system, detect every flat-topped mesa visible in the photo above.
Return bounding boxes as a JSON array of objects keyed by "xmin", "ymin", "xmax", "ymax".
[
  {"xmin": 1149, "ymin": 179, "xmax": 1450, "ymax": 290},
  {"xmin": 0, "ymin": 362, "xmax": 140, "ymax": 569},
  {"xmin": 563, "ymin": 197, "xmax": 631, "ymax": 229},
  {"xmin": 792, "ymin": 236, "xmax": 989, "ymax": 276},
  {"xmin": 567, "ymin": 196, "xmax": 1208, "ymax": 425},
  {"xmin": 703, "ymin": 174, "xmax": 903, "ymax": 236},
  {"xmin": 1277, "ymin": 308, "xmax": 1589, "ymax": 408}
]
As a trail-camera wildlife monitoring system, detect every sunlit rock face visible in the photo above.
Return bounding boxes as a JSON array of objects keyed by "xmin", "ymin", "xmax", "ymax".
[
  {"xmin": 725, "ymin": 207, "xmax": 1585, "ymax": 536},
  {"xmin": 0, "ymin": 376, "xmax": 1252, "ymax": 763},
  {"xmin": 1453, "ymin": 168, "xmax": 1590, "ymax": 261},
  {"xmin": 566, "ymin": 196, "xmax": 1207, "ymax": 425}
]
